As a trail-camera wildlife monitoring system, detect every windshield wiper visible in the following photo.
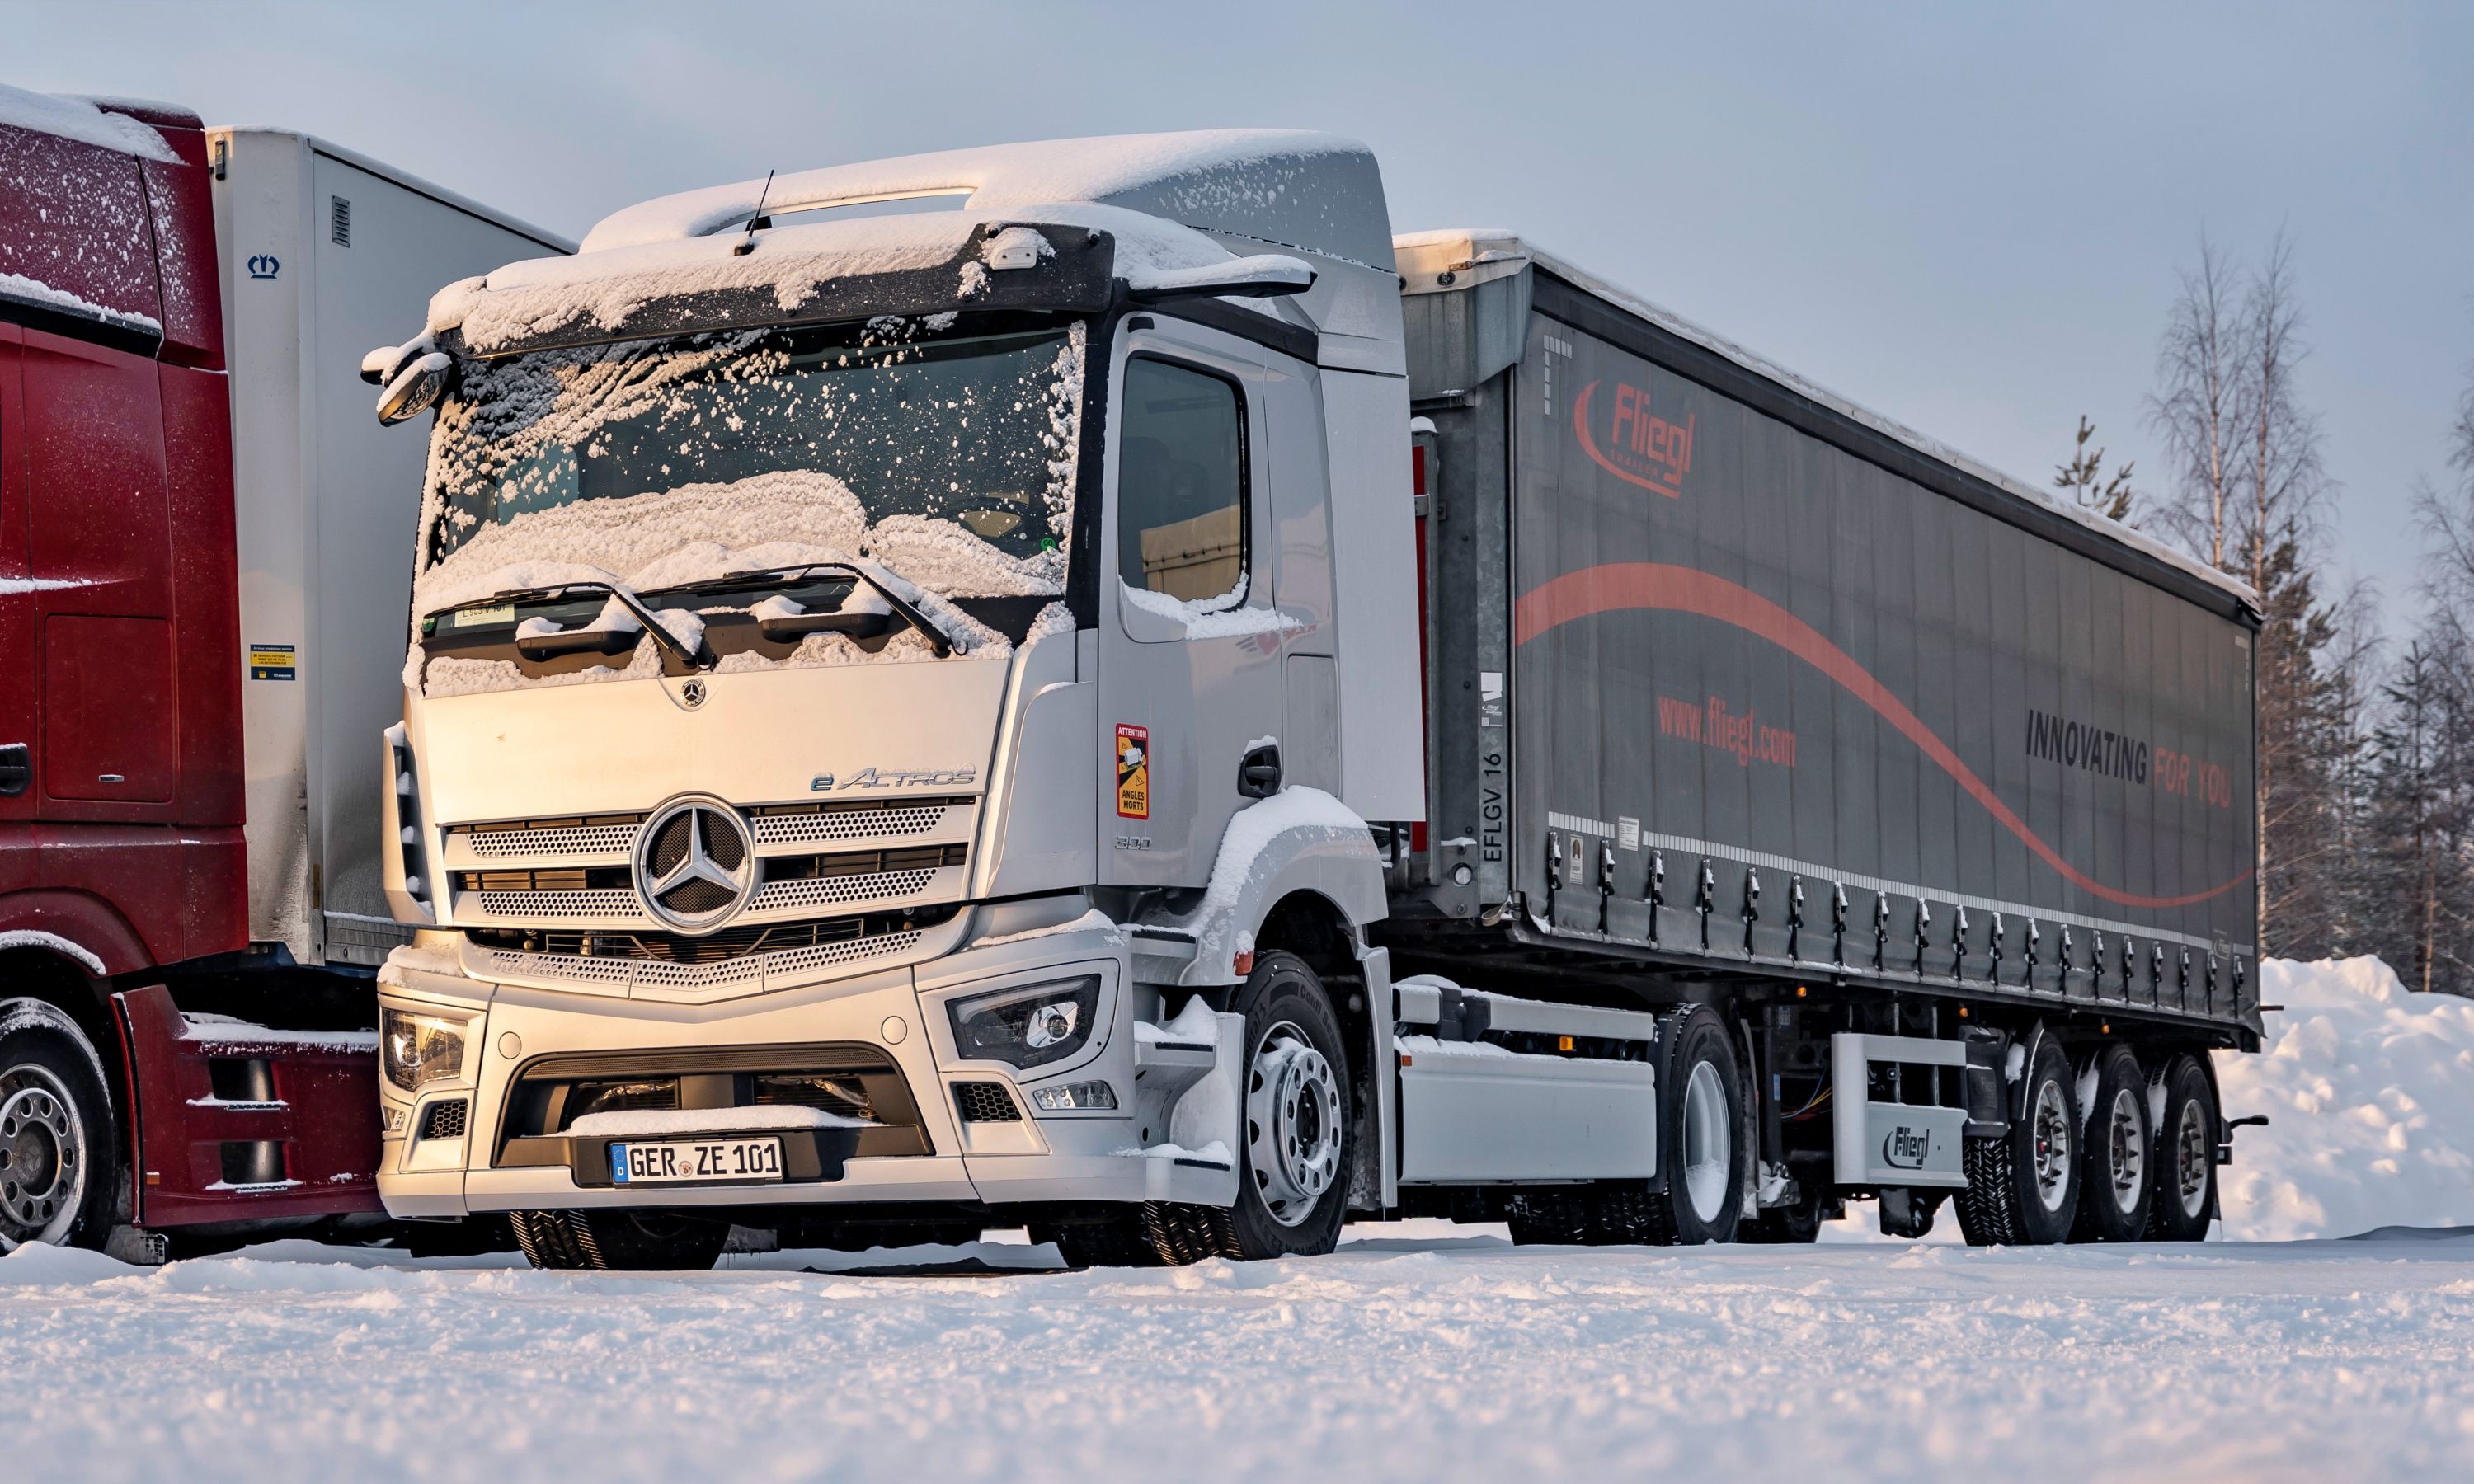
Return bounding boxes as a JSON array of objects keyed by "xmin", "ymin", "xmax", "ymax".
[
  {"xmin": 655, "ymin": 562, "xmax": 965, "ymax": 658},
  {"xmin": 431, "ymin": 581, "xmax": 713, "ymax": 670}
]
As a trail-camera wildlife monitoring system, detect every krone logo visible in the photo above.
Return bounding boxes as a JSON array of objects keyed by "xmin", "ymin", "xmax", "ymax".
[{"xmin": 633, "ymin": 796, "xmax": 755, "ymax": 932}]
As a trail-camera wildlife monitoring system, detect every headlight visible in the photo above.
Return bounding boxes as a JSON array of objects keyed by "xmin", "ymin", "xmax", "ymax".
[
  {"xmin": 946, "ymin": 976, "xmax": 1102, "ymax": 1069},
  {"xmin": 381, "ymin": 1008, "xmax": 470, "ymax": 1092}
]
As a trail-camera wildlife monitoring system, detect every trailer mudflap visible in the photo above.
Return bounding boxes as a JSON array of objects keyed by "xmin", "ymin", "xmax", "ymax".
[
  {"xmin": 114, "ymin": 984, "xmax": 384, "ymax": 1227},
  {"xmin": 1830, "ymin": 1033, "xmax": 1969, "ymax": 1190}
]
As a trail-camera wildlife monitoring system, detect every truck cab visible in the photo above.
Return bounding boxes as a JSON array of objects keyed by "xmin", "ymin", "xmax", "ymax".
[{"xmin": 370, "ymin": 133, "xmax": 1425, "ymax": 1266}]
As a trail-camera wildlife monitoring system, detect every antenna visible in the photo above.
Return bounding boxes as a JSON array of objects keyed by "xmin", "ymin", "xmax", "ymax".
[{"xmin": 732, "ymin": 169, "xmax": 778, "ymax": 256}]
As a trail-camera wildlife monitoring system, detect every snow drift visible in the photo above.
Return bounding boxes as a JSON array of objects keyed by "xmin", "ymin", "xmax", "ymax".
[{"xmin": 2215, "ymin": 956, "xmax": 2474, "ymax": 1240}]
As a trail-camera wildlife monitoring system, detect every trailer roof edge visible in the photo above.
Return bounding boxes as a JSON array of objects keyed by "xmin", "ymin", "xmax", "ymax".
[{"xmin": 1397, "ymin": 228, "xmax": 2256, "ymax": 613}]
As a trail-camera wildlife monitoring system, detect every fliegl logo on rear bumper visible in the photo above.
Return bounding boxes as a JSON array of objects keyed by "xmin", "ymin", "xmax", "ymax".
[{"xmin": 1882, "ymin": 1125, "xmax": 1935, "ymax": 1170}]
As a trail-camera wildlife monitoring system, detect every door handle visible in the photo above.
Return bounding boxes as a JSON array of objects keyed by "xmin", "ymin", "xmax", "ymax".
[
  {"xmin": 0, "ymin": 743, "xmax": 28, "ymax": 797},
  {"xmin": 1238, "ymin": 743, "xmax": 1282, "ymax": 799}
]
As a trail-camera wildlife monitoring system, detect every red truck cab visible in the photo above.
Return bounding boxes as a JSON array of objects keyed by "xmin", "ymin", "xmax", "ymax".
[{"xmin": 0, "ymin": 92, "xmax": 376, "ymax": 1257}]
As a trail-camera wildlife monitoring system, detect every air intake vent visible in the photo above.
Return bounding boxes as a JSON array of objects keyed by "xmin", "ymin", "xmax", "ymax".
[
  {"xmin": 952, "ymin": 1082, "xmax": 1021, "ymax": 1123},
  {"xmin": 419, "ymin": 1100, "xmax": 468, "ymax": 1140},
  {"xmin": 330, "ymin": 195, "xmax": 351, "ymax": 247}
]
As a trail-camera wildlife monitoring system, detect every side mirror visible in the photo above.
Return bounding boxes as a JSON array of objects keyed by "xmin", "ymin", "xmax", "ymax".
[
  {"xmin": 375, "ymin": 352, "xmax": 456, "ymax": 425},
  {"xmin": 1127, "ymin": 254, "xmax": 1316, "ymax": 303}
]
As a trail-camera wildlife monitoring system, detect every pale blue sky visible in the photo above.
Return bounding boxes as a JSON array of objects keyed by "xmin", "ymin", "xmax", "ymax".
[{"xmin": 12, "ymin": 0, "xmax": 2468, "ymax": 608}]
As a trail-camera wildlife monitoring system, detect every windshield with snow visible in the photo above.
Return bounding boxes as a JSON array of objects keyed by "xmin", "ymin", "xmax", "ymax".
[
  {"xmin": 425, "ymin": 322, "xmax": 1078, "ymax": 574},
  {"xmin": 409, "ymin": 319, "xmax": 1084, "ymax": 693}
]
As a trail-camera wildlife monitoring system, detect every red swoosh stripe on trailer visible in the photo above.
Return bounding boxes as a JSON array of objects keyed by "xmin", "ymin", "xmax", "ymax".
[{"xmin": 1510, "ymin": 561, "xmax": 2251, "ymax": 911}]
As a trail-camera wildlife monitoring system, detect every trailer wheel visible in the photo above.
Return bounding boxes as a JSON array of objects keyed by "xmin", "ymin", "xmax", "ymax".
[
  {"xmin": 2143, "ymin": 1054, "xmax": 2218, "ymax": 1242},
  {"xmin": 2070, "ymin": 1045, "xmax": 2153, "ymax": 1242},
  {"xmin": 1954, "ymin": 1033, "xmax": 2080, "ymax": 1246},
  {"xmin": 0, "ymin": 999, "xmax": 115, "ymax": 1253},
  {"xmin": 1631, "ymin": 1005, "xmax": 1747, "ymax": 1245},
  {"xmin": 1220, "ymin": 951, "xmax": 1352, "ymax": 1261},
  {"xmin": 509, "ymin": 1209, "xmax": 728, "ymax": 1270}
]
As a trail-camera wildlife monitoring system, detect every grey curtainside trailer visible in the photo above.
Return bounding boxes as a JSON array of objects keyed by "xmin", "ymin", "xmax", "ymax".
[{"xmin": 1385, "ymin": 231, "xmax": 2260, "ymax": 1045}]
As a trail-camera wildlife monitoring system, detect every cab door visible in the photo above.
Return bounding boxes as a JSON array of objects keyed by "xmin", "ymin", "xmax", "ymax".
[
  {"xmin": 0, "ymin": 325, "xmax": 34, "ymax": 833},
  {"xmin": 1095, "ymin": 315, "xmax": 1283, "ymax": 890},
  {"xmin": 21, "ymin": 324, "xmax": 177, "ymax": 814}
]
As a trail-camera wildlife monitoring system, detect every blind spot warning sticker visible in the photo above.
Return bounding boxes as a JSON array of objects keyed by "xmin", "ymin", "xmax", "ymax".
[
  {"xmin": 1115, "ymin": 724, "xmax": 1150, "ymax": 819},
  {"xmin": 248, "ymin": 643, "xmax": 297, "ymax": 681}
]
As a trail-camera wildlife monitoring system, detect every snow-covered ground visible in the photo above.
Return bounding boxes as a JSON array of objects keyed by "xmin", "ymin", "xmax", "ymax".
[
  {"xmin": 7, "ymin": 1226, "xmax": 2472, "ymax": 1481},
  {"xmin": 6, "ymin": 956, "xmax": 2471, "ymax": 1480}
]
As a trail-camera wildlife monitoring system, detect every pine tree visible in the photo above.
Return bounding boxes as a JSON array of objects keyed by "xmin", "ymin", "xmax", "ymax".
[{"xmin": 2054, "ymin": 415, "xmax": 2137, "ymax": 521}]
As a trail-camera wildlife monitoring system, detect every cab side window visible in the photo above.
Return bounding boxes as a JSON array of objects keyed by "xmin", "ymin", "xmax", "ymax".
[{"xmin": 1117, "ymin": 356, "xmax": 1246, "ymax": 603}]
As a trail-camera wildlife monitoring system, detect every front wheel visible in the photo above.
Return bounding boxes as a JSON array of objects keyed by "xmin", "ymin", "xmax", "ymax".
[
  {"xmin": 1222, "ymin": 951, "xmax": 1353, "ymax": 1261},
  {"xmin": 0, "ymin": 999, "xmax": 116, "ymax": 1253}
]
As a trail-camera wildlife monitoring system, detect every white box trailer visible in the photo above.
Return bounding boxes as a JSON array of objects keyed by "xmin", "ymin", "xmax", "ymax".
[{"xmin": 209, "ymin": 131, "xmax": 570, "ymax": 965}]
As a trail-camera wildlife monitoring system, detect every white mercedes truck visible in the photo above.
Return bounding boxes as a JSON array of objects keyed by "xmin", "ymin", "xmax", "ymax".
[{"xmin": 368, "ymin": 132, "xmax": 2263, "ymax": 1268}]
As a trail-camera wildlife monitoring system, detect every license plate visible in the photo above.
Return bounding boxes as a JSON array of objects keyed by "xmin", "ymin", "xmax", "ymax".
[{"xmin": 608, "ymin": 1136, "xmax": 784, "ymax": 1185}]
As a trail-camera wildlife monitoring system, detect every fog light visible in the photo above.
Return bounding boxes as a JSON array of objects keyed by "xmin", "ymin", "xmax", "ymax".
[
  {"xmin": 382, "ymin": 1105, "xmax": 408, "ymax": 1134},
  {"xmin": 1029, "ymin": 1080, "xmax": 1117, "ymax": 1111}
]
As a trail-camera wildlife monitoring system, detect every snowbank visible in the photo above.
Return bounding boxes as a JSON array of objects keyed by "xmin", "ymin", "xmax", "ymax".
[{"xmin": 2215, "ymin": 956, "xmax": 2474, "ymax": 1240}]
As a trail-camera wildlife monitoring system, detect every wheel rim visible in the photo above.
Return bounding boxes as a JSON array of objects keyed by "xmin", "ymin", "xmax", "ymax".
[
  {"xmin": 1681, "ymin": 1059, "xmax": 1731, "ymax": 1224},
  {"xmin": 2174, "ymin": 1098, "xmax": 2211, "ymax": 1219},
  {"xmin": 1244, "ymin": 1019, "xmax": 1343, "ymax": 1228},
  {"xmin": 0, "ymin": 1064, "xmax": 87, "ymax": 1249},
  {"xmin": 2105, "ymin": 1087, "xmax": 2145, "ymax": 1214},
  {"xmin": 2030, "ymin": 1078, "xmax": 2072, "ymax": 1213}
]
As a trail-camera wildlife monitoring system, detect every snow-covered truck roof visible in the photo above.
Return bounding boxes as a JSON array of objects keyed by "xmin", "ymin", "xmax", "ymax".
[
  {"xmin": 1395, "ymin": 228, "xmax": 2255, "ymax": 608},
  {"xmin": 424, "ymin": 129, "xmax": 1393, "ymax": 359}
]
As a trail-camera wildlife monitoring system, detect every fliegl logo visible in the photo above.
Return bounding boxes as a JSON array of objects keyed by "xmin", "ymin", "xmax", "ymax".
[
  {"xmin": 1882, "ymin": 1125, "xmax": 1934, "ymax": 1170},
  {"xmin": 1573, "ymin": 378, "xmax": 1695, "ymax": 497}
]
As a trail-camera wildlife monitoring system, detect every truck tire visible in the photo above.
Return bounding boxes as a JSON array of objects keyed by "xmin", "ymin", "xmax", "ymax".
[
  {"xmin": 2071, "ymin": 1045, "xmax": 2153, "ymax": 1242},
  {"xmin": 1738, "ymin": 1191, "xmax": 1827, "ymax": 1244},
  {"xmin": 0, "ymin": 999, "xmax": 116, "ymax": 1253},
  {"xmin": 1954, "ymin": 1033, "xmax": 2080, "ymax": 1246},
  {"xmin": 1505, "ymin": 1187, "xmax": 1593, "ymax": 1244},
  {"xmin": 1220, "ymin": 951, "xmax": 1353, "ymax": 1261},
  {"xmin": 2144, "ymin": 1054, "xmax": 2218, "ymax": 1242},
  {"xmin": 509, "ymin": 1209, "xmax": 728, "ymax": 1270},
  {"xmin": 1630, "ymin": 1005, "xmax": 1747, "ymax": 1246},
  {"xmin": 1035, "ymin": 1203, "xmax": 1228, "ymax": 1267}
]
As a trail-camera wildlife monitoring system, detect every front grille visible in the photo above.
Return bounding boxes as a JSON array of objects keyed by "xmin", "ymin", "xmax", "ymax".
[
  {"xmin": 477, "ymin": 888, "xmax": 639, "ymax": 918},
  {"xmin": 953, "ymin": 1082, "xmax": 1022, "ymax": 1123},
  {"xmin": 752, "ymin": 869, "xmax": 937, "ymax": 913},
  {"xmin": 419, "ymin": 1100, "xmax": 469, "ymax": 1140},
  {"xmin": 751, "ymin": 798, "xmax": 966, "ymax": 846},
  {"xmin": 458, "ymin": 815, "xmax": 644, "ymax": 859},
  {"xmin": 753, "ymin": 1071, "xmax": 875, "ymax": 1120}
]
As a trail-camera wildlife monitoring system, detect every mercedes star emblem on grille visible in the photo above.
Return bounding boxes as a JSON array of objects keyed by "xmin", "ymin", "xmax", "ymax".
[{"xmin": 634, "ymin": 796, "xmax": 755, "ymax": 932}]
